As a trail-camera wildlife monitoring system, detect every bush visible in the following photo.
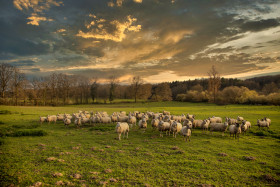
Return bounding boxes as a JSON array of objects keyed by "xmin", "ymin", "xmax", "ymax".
[{"xmin": 8, "ymin": 130, "xmax": 47, "ymax": 137}]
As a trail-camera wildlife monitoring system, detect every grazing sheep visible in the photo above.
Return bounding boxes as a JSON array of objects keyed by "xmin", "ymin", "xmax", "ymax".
[
  {"xmin": 225, "ymin": 117, "xmax": 237, "ymax": 125},
  {"xmin": 117, "ymin": 115, "xmax": 129, "ymax": 122},
  {"xmin": 127, "ymin": 115, "xmax": 137, "ymax": 128},
  {"xmin": 229, "ymin": 123, "xmax": 242, "ymax": 139},
  {"xmin": 186, "ymin": 113, "xmax": 195, "ymax": 120},
  {"xmin": 100, "ymin": 116, "xmax": 111, "ymax": 123},
  {"xmin": 163, "ymin": 110, "xmax": 170, "ymax": 115},
  {"xmin": 115, "ymin": 122, "xmax": 129, "ymax": 140},
  {"xmin": 192, "ymin": 119, "xmax": 204, "ymax": 129},
  {"xmin": 209, "ymin": 122, "xmax": 228, "ymax": 136},
  {"xmin": 257, "ymin": 119, "xmax": 270, "ymax": 130},
  {"xmin": 158, "ymin": 120, "xmax": 171, "ymax": 137},
  {"xmin": 64, "ymin": 114, "xmax": 72, "ymax": 120},
  {"xmin": 47, "ymin": 115, "xmax": 57, "ymax": 124},
  {"xmin": 180, "ymin": 126, "xmax": 191, "ymax": 142},
  {"xmin": 183, "ymin": 119, "xmax": 192, "ymax": 129},
  {"xmin": 237, "ymin": 116, "xmax": 244, "ymax": 122},
  {"xmin": 138, "ymin": 118, "xmax": 147, "ymax": 129},
  {"xmin": 163, "ymin": 115, "xmax": 171, "ymax": 122},
  {"xmin": 170, "ymin": 121, "xmax": 182, "ymax": 138},
  {"xmin": 208, "ymin": 116, "xmax": 222, "ymax": 123},
  {"xmin": 74, "ymin": 117, "xmax": 82, "ymax": 127},
  {"xmin": 201, "ymin": 119, "xmax": 210, "ymax": 133},
  {"xmin": 81, "ymin": 117, "xmax": 90, "ymax": 125},
  {"xmin": 63, "ymin": 118, "xmax": 71, "ymax": 127},
  {"xmin": 39, "ymin": 116, "xmax": 47, "ymax": 124},
  {"xmin": 151, "ymin": 119, "xmax": 160, "ymax": 129},
  {"xmin": 56, "ymin": 114, "xmax": 64, "ymax": 121},
  {"xmin": 111, "ymin": 115, "xmax": 118, "ymax": 123},
  {"xmin": 262, "ymin": 117, "xmax": 271, "ymax": 126},
  {"xmin": 241, "ymin": 120, "xmax": 251, "ymax": 134}
]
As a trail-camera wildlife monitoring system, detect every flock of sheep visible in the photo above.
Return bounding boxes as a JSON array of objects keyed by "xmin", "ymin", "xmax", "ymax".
[{"xmin": 39, "ymin": 110, "xmax": 271, "ymax": 141}]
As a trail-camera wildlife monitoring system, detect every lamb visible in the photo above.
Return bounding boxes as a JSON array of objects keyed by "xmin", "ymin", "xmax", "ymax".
[
  {"xmin": 47, "ymin": 115, "xmax": 57, "ymax": 124},
  {"xmin": 186, "ymin": 113, "xmax": 195, "ymax": 120},
  {"xmin": 63, "ymin": 118, "xmax": 71, "ymax": 127},
  {"xmin": 229, "ymin": 123, "xmax": 242, "ymax": 139},
  {"xmin": 201, "ymin": 119, "xmax": 210, "ymax": 133},
  {"xmin": 225, "ymin": 117, "xmax": 237, "ymax": 125},
  {"xmin": 127, "ymin": 115, "xmax": 137, "ymax": 128},
  {"xmin": 257, "ymin": 119, "xmax": 270, "ymax": 130},
  {"xmin": 208, "ymin": 116, "xmax": 222, "ymax": 123},
  {"xmin": 158, "ymin": 120, "xmax": 171, "ymax": 137},
  {"xmin": 209, "ymin": 122, "xmax": 228, "ymax": 136},
  {"xmin": 170, "ymin": 121, "xmax": 182, "ymax": 138},
  {"xmin": 151, "ymin": 119, "xmax": 160, "ymax": 129},
  {"xmin": 115, "ymin": 122, "xmax": 129, "ymax": 140},
  {"xmin": 138, "ymin": 118, "xmax": 147, "ymax": 129},
  {"xmin": 39, "ymin": 116, "xmax": 47, "ymax": 124},
  {"xmin": 180, "ymin": 126, "xmax": 191, "ymax": 142}
]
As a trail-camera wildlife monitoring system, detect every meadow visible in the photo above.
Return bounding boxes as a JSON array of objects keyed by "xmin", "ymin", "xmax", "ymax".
[{"xmin": 0, "ymin": 101, "xmax": 279, "ymax": 186}]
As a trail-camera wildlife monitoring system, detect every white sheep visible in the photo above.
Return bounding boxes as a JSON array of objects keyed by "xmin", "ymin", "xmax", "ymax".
[
  {"xmin": 81, "ymin": 117, "xmax": 90, "ymax": 124},
  {"xmin": 117, "ymin": 115, "xmax": 129, "ymax": 122},
  {"xmin": 262, "ymin": 117, "xmax": 271, "ymax": 126},
  {"xmin": 208, "ymin": 116, "xmax": 222, "ymax": 123},
  {"xmin": 186, "ymin": 113, "xmax": 195, "ymax": 120},
  {"xmin": 183, "ymin": 119, "xmax": 192, "ymax": 129},
  {"xmin": 138, "ymin": 118, "xmax": 147, "ymax": 129},
  {"xmin": 201, "ymin": 119, "xmax": 210, "ymax": 133},
  {"xmin": 257, "ymin": 119, "xmax": 270, "ymax": 130},
  {"xmin": 192, "ymin": 119, "xmax": 204, "ymax": 129},
  {"xmin": 180, "ymin": 126, "xmax": 191, "ymax": 142},
  {"xmin": 209, "ymin": 122, "xmax": 228, "ymax": 136},
  {"xmin": 229, "ymin": 123, "xmax": 242, "ymax": 139},
  {"xmin": 115, "ymin": 122, "xmax": 129, "ymax": 140},
  {"xmin": 100, "ymin": 116, "xmax": 111, "ymax": 123},
  {"xmin": 111, "ymin": 115, "xmax": 118, "ymax": 123},
  {"xmin": 56, "ymin": 114, "xmax": 64, "ymax": 121},
  {"xmin": 237, "ymin": 116, "xmax": 244, "ymax": 122},
  {"xmin": 225, "ymin": 117, "xmax": 237, "ymax": 125},
  {"xmin": 163, "ymin": 110, "xmax": 170, "ymax": 115},
  {"xmin": 241, "ymin": 120, "xmax": 251, "ymax": 134},
  {"xmin": 170, "ymin": 121, "xmax": 182, "ymax": 138},
  {"xmin": 39, "ymin": 116, "xmax": 47, "ymax": 124},
  {"xmin": 158, "ymin": 120, "xmax": 171, "ymax": 137},
  {"xmin": 47, "ymin": 115, "xmax": 57, "ymax": 124},
  {"xmin": 127, "ymin": 115, "xmax": 136, "ymax": 128},
  {"xmin": 63, "ymin": 118, "xmax": 71, "ymax": 127},
  {"xmin": 151, "ymin": 119, "xmax": 160, "ymax": 129},
  {"xmin": 74, "ymin": 117, "xmax": 82, "ymax": 127}
]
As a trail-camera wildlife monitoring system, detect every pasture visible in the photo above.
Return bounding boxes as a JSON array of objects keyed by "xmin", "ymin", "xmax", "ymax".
[{"xmin": 0, "ymin": 102, "xmax": 280, "ymax": 186}]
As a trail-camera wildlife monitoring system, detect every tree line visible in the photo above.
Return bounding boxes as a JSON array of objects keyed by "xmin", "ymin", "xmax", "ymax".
[{"xmin": 0, "ymin": 63, "xmax": 279, "ymax": 106}]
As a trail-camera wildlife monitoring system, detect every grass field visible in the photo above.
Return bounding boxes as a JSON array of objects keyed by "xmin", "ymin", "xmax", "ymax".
[{"xmin": 0, "ymin": 102, "xmax": 280, "ymax": 186}]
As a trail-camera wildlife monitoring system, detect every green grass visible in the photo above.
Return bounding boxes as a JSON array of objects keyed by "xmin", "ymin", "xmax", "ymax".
[{"xmin": 0, "ymin": 101, "xmax": 279, "ymax": 186}]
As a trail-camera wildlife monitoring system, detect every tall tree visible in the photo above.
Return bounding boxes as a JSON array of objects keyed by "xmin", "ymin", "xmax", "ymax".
[
  {"xmin": 12, "ymin": 67, "xmax": 25, "ymax": 105},
  {"xmin": 153, "ymin": 83, "xmax": 172, "ymax": 101},
  {"xmin": 208, "ymin": 65, "xmax": 221, "ymax": 103},
  {"xmin": 109, "ymin": 76, "xmax": 118, "ymax": 103},
  {"xmin": 0, "ymin": 63, "xmax": 14, "ymax": 99},
  {"xmin": 90, "ymin": 77, "xmax": 99, "ymax": 103},
  {"xmin": 130, "ymin": 76, "xmax": 144, "ymax": 103}
]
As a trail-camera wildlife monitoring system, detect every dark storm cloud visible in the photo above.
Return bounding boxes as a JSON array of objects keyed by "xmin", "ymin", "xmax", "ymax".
[{"xmin": 240, "ymin": 19, "xmax": 280, "ymax": 32}]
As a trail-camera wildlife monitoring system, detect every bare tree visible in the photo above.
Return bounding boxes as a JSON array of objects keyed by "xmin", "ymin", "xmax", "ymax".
[
  {"xmin": 109, "ymin": 76, "xmax": 119, "ymax": 103},
  {"xmin": 130, "ymin": 76, "xmax": 144, "ymax": 103},
  {"xmin": 208, "ymin": 65, "xmax": 221, "ymax": 103},
  {"xmin": 90, "ymin": 77, "xmax": 99, "ymax": 103},
  {"xmin": 12, "ymin": 67, "xmax": 25, "ymax": 105},
  {"xmin": 0, "ymin": 63, "xmax": 14, "ymax": 99}
]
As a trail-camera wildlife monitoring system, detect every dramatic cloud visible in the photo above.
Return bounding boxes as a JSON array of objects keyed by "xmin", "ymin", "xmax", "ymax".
[{"xmin": 0, "ymin": 0, "xmax": 279, "ymax": 82}]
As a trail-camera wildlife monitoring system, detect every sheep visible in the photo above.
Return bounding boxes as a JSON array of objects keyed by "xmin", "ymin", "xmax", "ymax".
[
  {"xmin": 237, "ymin": 116, "xmax": 244, "ymax": 122},
  {"xmin": 229, "ymin": 123, "xmax": 242, "ymax": 139},
  {"xmin": 39, "ymin": 116, "xmax": 47, "ymax": 124},
  {"xmin": 56, "ymin": 114, "xmax": 64, "ymax": 121},
  {"xmin": 111, "ymin": 115, "xmax": 118, "ymax": 123},
  {"xmin": 136, "ymin": 112, "xmax": 144, "ymax": 120},
  {"xmin": 64, "ymin": 114, "xmax": 73, "ymax": 120},
  {"xmin": 257, "ymin": 119, "xmax": 270, "ymax": 130},
  {"xmin": 151, "ymin": 119, "xmax": 160, "ymax": 130},
  {"xmin": 115, "ymin": 122, "xmax": 129, "ymax": 140},
  {"xmin": 91, "ymin": 115, "xmax": 101, "ymax": 124},
  {"xmin": 163, "ymin": 115, "xmax": 171, "ymax": 122},
  {"xmin": 138, "ymin": 118, "xmax": 147, "ymax": 129},
  {"xmin": 163, "ymin": 110, "xmax": 170, "ymax": 115},
  {"xmin": 180, "ymin": 114, "xmax": 186, "ymax": 121},
  {"xmin": 262, "ymin": 117, "xmax": 271, "ymax": 126},
  {"xmin": 117, "ymin": 115, "xmax": 129, "ymax": 122},
  {"xmin": 208, "ymin": 116, "xmax": 222, "ymax": 123},
  {"xmin": 192, "ymin": 119, "xmax": 204, "ymax": 129},
  {"xmin": 146, "ymin": 111, "xmax": 154, "ymax": 118},
  {"xmin": 81, "ymin": 117, "xmax": 90, "ymax": 125},
  {"xmin": 241, "ymin": 120, "xmax": 251, "ymax": 134},
  {"xmin": 100, "ymin": 116, "xmax": 111, "ymax": 123},
  {"xmin": 47, "ymin": 115, "xmax": 57, "ymax": 124},
  {"xmin": 186, "ymin": 113, "xmax": 195, "ymax": 120},
  {"xmin": 127, "ymin": 115, "xmax": 137, "ymax": 128},
  {"xmin": 158, "ymin": 120, "xmax": 171, "ymax": 137},
  {"xmin": 225, "ymin": 117, "xmax": 237, "ymax": 125},
  {"xmin": 120, "ymin": 111, "xmax": 126, "ymax": 116},
  {"xmin": 180, "ymin": 126, "xmax": 191, "ymax": 142},
  {"xmin": 183, "ymin": 119, "xmax": 192, "ymax": 129},
  {"xmin": 201, "ymin": 119, "xmax": 210, "ymax": 133},
  {"xmin": 74, "ymin": 117, "xmax": 82, "ymax": 128},
  {"xmin": 63, "ymin": 118, "xmax": 71, "ymax": 127},
  {"xmin": 170, "ymin": 121, "xmax": 182, "ymax": 138},
  {"xmin": 209, "ymin": 122, "xmax": 228, "ymax": 136}
]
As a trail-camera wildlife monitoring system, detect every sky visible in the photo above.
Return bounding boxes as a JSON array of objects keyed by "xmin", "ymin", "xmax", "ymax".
[{"xmin": 0, "ymin": 0, "xmax": 280, "ymax": 83}]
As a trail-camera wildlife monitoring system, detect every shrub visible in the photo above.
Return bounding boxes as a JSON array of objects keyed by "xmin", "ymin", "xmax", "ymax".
[{"xmin": 8, "ymin": 130, "xmax": 47, "ymax": 137}]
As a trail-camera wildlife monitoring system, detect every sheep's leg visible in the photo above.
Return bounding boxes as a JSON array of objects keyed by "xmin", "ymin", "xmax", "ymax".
[
  {"xmin": 126, "ymin": 131, "xmax": 128, "ymax": 139},
  {"xmin": 118, "ymin": 133, "xmax": 121, "ymax": 140},
  {"xmin": 175, "ymin": 132, "xmax": 177, "ymax": 138}
]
